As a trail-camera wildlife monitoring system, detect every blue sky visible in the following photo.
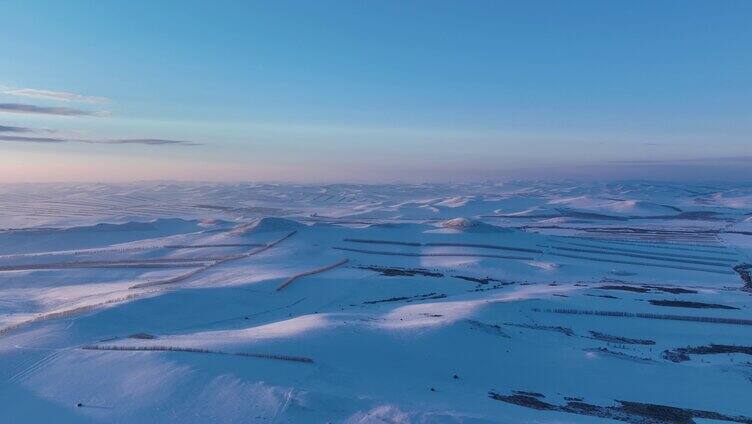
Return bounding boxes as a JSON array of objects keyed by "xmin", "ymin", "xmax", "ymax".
[{"xmin": 1, "ymin": 0, "xmax": 750, "ymax": 182}]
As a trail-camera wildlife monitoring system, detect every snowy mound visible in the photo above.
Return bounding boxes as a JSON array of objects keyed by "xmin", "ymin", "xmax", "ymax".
[
  {"xmin": 0, "ymin": 218, "xmax": 203, "ymax": 255},
  {"xmin": 434, "ymin": 196, "xmax": 470, "ymax": 207},
  {"xmin": 548, "ymin": 196, "xmax": 679, "ymax": 217},
  {"xmin": 442, "ymin": 217, "xmax": 475, "ymax": 229},
  {"xmin": 606, "ymin": 200, "xmax": 680, "ymax": 215},
  {"xmin": 2, "ymin": 218, "xmax": 198, "ymax": 236},
  {"xmin": 701, "ymin": 193, "xmax": 752, "ymax": 208},
  {"xmin": 440, "ymin": 217, "xmax": 505, "ymax": 233},
  {"xmin": 197, "ymin": 218, "xmax": 228, "ymax": 227},
  {"xmin": 367, "ymin": 222, "xmax": 425, "ymax": 231},
  {"xmin": 232, "ymin": 217, "xmax": 304, "ymax": 235}
]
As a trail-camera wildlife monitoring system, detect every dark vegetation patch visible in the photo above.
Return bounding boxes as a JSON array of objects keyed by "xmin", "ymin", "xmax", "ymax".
[
  {"xmin": 344, "ymin": 238, "xmax": 421, "ymax": 247},
  {"xmin": 465, "ymin": 320, "xmax": 510, "ymax": 338},
  {"xmin": 552, "ymin": 241, "xmax": 737, "ymax": 263},
  {"xmin": 357, "ymin": 265, "xmax": 443, "ymax": 278},
  {"xmin": 453, "ymin": 275, "xmax": 503, "ymax": 284},
  {"xmin": 540, "ymin": 308, "xmax": 752, "ymax": 326},
  {"xmin": 82, "ymin": 345, "xmax": 313, "ymax": 363},
  {"xmin": 425, "ymin": 242, "xmax": 543, "ymax": 254},
  {"xmin": 599, "ymin": 285, "xmax": 650, "ymax": 293},
  {"xmin": 586, "ymin": 294, "xmax": 620, "ymax": 299},
  {"xmin": 584, "ymin": 347, "xmax": 653, "ymax": 363},
  {"xmin": 489, "ymin": 392, "xmax": 555, "ymax": 410},
  {"xmin": 334, "ymin": 246, "xmax": 535, "ymax": 260},
  {"xmin": 595, "ymin": 283, "xmax": 698, "ymax": 295},
  {"xmin": 546, "ymin": 244, "xmax": 733, "ymax": 267},
  {"xmin": 513, "ymin": 391, "xmax": 545, "ymax": 398},
  {"xmin": 529, "ymin": 225, "xmax": 719, "ymax": 237},
  {"xmin": 363, "ymin": 292, "xmax": 446, "ymax": 304},
  {"xmin": 642, "ymin": 285, "xmax": 698, "ymax": 294},
  {"xmin": 663, "ymin": 344, "xmax": 752, "ymax": 363},
  {"xmin": 733, "ymin": 263, "xmax": 752, "ymax": 290},
  {"xmin": 128, "ymin": 333, "xmax": 156, "ymax": 340},
  {"xmin": 545, "ymin": 251, "xmax": 733, "ymax": 275},
  {"xmin": 504, "ymin": 322, "xmax": 574, "ymax": 336},
  {"xmin": 648, "ymin": 300, "xmax": 738, "ymax": 310},
  {"xmin": 589, "ymin": 331, "xmax": 655, "ymax": 345},
  {"xmin": 488, "ymin": 391, "xmax": 752, "ymax": 424},
  {"xmin": 469, "ymin": 281, "xmax": 516, "ymax": 292}
]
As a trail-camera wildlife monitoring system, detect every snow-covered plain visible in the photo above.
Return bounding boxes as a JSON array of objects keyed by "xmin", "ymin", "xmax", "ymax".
[{"xmin": 1, "ymin": 181, "xmax": 751, "ymax": 423}]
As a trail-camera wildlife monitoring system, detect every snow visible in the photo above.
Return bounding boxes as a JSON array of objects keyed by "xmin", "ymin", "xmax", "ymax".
[{"xmin": 1, "ymin": 181, "xmax": 751, "ymax": 423}]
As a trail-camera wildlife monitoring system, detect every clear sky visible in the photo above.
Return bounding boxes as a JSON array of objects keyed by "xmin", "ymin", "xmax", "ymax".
[{"xmin": 1, "ymin": 0, "xmax": 750, "ymax": 182}]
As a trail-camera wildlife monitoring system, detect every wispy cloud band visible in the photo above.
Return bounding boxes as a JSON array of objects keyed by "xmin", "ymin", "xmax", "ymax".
[
  {"xmin": 0, "ymin": 103, "xmax": 106, "ymax": 116},
  {"xmin": 104, "ymin": 138, "xmax": 201, "ymax": 146},
  {"xmin": 0, "ymin": 135, "xmax": 64, "ymax": 143},
  {"xmin": 0, "ymin": 134, "xmax": 199, "ymax": 146},
  {"xmin": 1, "ymin": 87, "xmax": 108, "ymax": 104},
  {"xmin": 0, "ymin": 125, "xmax": 33, "ymax": 133}
]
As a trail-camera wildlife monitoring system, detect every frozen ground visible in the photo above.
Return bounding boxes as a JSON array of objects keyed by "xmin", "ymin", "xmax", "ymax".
[{"xmin": 1, "ymin": 181, "xmax": 751, "ymax": 423}]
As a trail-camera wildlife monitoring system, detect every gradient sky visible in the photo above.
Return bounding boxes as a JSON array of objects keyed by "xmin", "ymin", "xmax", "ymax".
[{"xmin": 1, "ymin": 0, "xmax": 750, "ymax": 182}]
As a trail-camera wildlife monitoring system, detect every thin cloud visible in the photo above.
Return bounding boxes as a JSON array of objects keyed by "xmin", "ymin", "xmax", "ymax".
[
  {"xmin": 2, "ymin": 87, "xmax": 108, "ymax": 104},
  {"xmin": 101, "ymin": 138, "xmax": 201, "ymax": 146},
  {"xmin": 0, "ymin": 103, "xmax": 106, "ymax": 116},
  {"xmin": 0, "ymin": 134, "xmax": 199, "ymax": 146},
  {"xmin": 609, "ymin": 156, "xmax": 752, "ymax": 165},
  {"xmin": 0, "ymin": 125, "xmax": 33, "ymax": 133},
  {"xmin": 0, "ymin": 135, "xmax": 65, "ymax": 143}
]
